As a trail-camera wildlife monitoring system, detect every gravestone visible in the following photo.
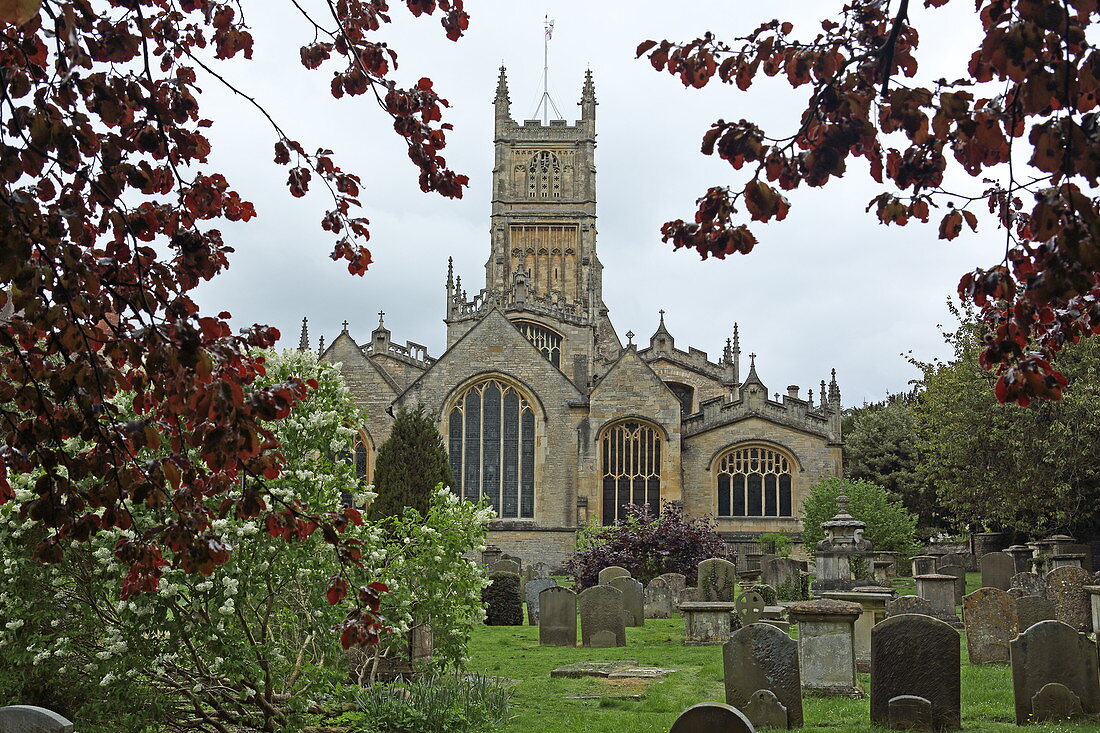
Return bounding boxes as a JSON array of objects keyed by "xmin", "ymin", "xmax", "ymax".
[
  {"xmin": 483, "ymin": 571, "xmax": 523, "ymax": 625},
  {"xmin": 610, "ymin": 575, "xmax": 645, "ymax": 627},
  {"xmin": 492, "ymin": 558, "xmax": 521, "ymax": 576},
  {"xmin": 763, "ymin": 558, "xmax": 806, "ymax": 600},
  {"xmin": 938, "ymin": 553, "xmax": 969, "ymax": 570},
  {"xmin": 1089, "ymin": 586, "xmax": 1100, "ymax": 636},
  {"xmin": 1006, "ymin": 587, "xmax": 1025, "ymax": 599},
  {"xmin": 590, "ymin": 629, "xmax": 618, "ymax": 648},
  {"xmin": 698, "ymin": 557, "xmax": 738, "ymax": 602},
  {"xmin": 1014, "ymin": 595, "xmax": 1056, "ymax": 633},
  {"xmin": 656, "ymin": 572, "xmax": 688, "ymax": 603},
  {"xmin": 0, "ymin": 706, "xmax": 74, "ymax": 733},
  {"xmin": 887, "ymin": 695, "xmax": 933, "ymax": 731},
  {"xmin": 598, "ymin": 565, "xmax": 631, "ymax": 585},
  {"xmin": 750, "ymin": 583, "xmax": 779, "ymax": 606},
  {"xmin": 911, "ymin": 556, "xmax": 937, "ymax": 577},
  {"xmin": 1031, "ymin": 683, "xmax": 1085, "ymax": 722},
  {"xmin": 724, "ymin": 623, "xmax": 803, "ymax": 727},
  {"xmin": 1010, "ymin": 620, "xmax": 1100, "ymax": 724},
  {"xmin": 1011, "ymin": 571, "xmax": 1045, "ymax": 597},
  {"xmin": 788, "ymin": 598, "xmax": 862, "ymax": 696},
  {"xmin": 744, "ymin": 689, "xmax": 788, "ymax": 729},
  {"xmin": 680, "ymin": 601, "xmax": 738, "ymax": 645},
  {"xmin": 579, "ymin": 584, "xmax": 626, "ymax": 647},
  {"xmin": 525, "ymin": 577, "xmax": 557, "ymax": 625},
  {"xmin": 736, "ymin": 590, "xmax": 766, "ymax": 626},
  {"xmin": 644, "ymin": 576, "xmax": 675, "ymax": 619},
  {"xmin": 1045, "ymin": 566, "xmax": 1091, "ymax": 631},
  {"xmin": 886, "ymin": 595, "xmax": 933, "ymax": 618},
  {"xmin": 962, "ymin": 587, "xmax": 1016, "ymax": 664},
  {"xmin": 526, "ymin": 561, "xmax": 550, "ymax": 581},
  {"xmin": 822, "ymin": 590, "xmax": 892, "ymax": 673},
  {"xmin": 679, "ymin": 587, "xmax": 701, "ymax": 602},
  {"xmin": 538, "ymin": 586, "xmax": 577, "ymax": 647},
  {"xmin": 914, "ymin": 574, "xmax": 959, "ymax": 626},
  {"xmin": 669, "ymin": 703, "xmax": 755, "ymax": 733},
  {"xmin": 870, "ymin": 614, "xmax": 961, "ymax": 731},
  {"xmin": 938, "ymin": 564, "xmax": 966, "ymax": 605},
  {"xmin": 979, "ymin": 552, "xmax": 1013, "ymax": 591}
]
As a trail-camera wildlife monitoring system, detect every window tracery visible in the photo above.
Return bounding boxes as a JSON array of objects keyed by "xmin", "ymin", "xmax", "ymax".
[
  {"xmin": 527, "ymin": 150, "xmax": 562, "ymax": 199},
  {"xmin": 514, "ymin": 320, "xmax": 562, "ymax": 368},
  {"xmin": 715, "ymin": 445, "xmax": 794, "ymax": 517},
  {"xmin": 600, "ymin": 420, "xmax": 662, "ymax": 525}
]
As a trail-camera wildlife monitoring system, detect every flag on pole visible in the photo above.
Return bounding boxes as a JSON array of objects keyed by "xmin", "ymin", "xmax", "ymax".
[{"xmin": 545, "ymin": 18, "xmax": 554, "ymax": 40}]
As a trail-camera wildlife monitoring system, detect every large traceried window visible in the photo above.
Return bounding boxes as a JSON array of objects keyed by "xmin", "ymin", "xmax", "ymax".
[
  {"xmin": 515, "ymin": 320, "xmax": 562, "ymax": 368},
  {"xmin": 527, "ymin": 150, "xmax": 562, "ymax": 199},
  {"xmin": 447, "ymin": 378, "xmax": 536, "ymax": 519},
  {"xmin": 716, "ymin": 445, "xmax": 794, "ymax": 518},
  {"xmin": 601, "ymin": 420, "xmax": 662, "ymax": 525}
]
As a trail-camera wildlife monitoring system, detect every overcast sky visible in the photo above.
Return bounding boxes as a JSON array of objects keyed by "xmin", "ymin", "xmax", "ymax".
[{"xmin": 192, "ymin": 1, "xmax": 998, "ymax": 406}]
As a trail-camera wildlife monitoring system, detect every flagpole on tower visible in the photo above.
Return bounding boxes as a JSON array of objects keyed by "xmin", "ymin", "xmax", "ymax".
[{"xmin": 534, "ymin": 14, "xmax": 563, "ymax": 124}]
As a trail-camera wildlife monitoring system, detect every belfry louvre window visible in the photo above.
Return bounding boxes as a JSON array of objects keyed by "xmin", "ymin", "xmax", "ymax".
[
  {"xmin": 716, "ymin": 446, "xmax": 793, "ymax": 518},
  {"xmin": 601, "ymin": 421, "xmax": 661, "ymax": 525},
  {"xmin": 527, "ymin": 150, "xmax": 562, "ymax": 199},
  {"xmin": 515, "ymin": 321, "xmax": 562, "ymax": 368},
  {"xmin": 447, "ymin": 378, "xmax": 535, "ymax": 519}
]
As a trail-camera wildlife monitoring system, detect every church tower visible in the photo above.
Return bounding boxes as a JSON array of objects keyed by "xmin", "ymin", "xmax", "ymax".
[{"xmin": 446, "ymin": 67, "xmax": 622, "ymax": 387}]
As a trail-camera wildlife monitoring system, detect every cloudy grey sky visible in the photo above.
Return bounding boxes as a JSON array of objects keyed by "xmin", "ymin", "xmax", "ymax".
[{"xmin": 193, "ymin": 1, "xmax": 996, "ymax": 405}]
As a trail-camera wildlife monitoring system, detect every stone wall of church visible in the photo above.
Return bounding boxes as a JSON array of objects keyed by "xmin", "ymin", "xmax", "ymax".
[
  {"xmin": 323, "ymin": 333, "xmax": 398, "ymax": 479},
  {"xmin": 646, "ymin": 359, "xmax": 728, "ymax": 414},
  {"xmin": 487, "ymin": 527, "xmax": 577, "ymax": 571}
]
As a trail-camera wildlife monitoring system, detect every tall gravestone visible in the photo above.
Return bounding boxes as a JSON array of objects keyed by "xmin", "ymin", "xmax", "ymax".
[
  {"xmin": 788, "ymin": 598, "xmax": 862, "ymax": 697},
  {"xmin": 1045, "ymin": 565, "xmax": 1091, "ymax": 631},
  {"xmin": 813, "ymin": 494, "xmax": 873, "ymax": 592},
  {"xmin": 483, "ymin": 571, "xmax": 523, "ymax": 625},
  {"xmin": 538, "ymin": 586, "xmax": 577, "ymax": 647},
  {"xmin": 723, "ymin": 623, "xmax": 803, "ymax": 727},
  {"xmin": 962, "ymin": 587, "xmax": 1016, "ymax": 664},
  {"xmin": 492, "ymin": 558, "xmax": 521, "ymax": 576},
  {"xmin": 870, "ymin": 614, "xmax": 961, "ymax": 731},
  {"xmin": 979, "ymin": 552, "xmax": 1013, "ymax": 591},
  {"xmin": 1010, "ymin": 619, "xmax": 1100, "ymax": 725},
  {"xmin": 525, "ymin": 577, "xmax": 557, "ymax": 625},
  {"xmin": 598, "ymin": 565, "xmax": 631, "ymax": 585},
  {"xmin": 698, "ymin": 557, "xmax": 737, "ymax": 602},
  {"xmin": 911, "ymin": 555, "xmax": 937, "ymax": 577},
  {"xmin": 1014, "ymin": 595, "xmax": 1056, "ymax": 633},
  {"xmin": 610, "ymin": 575, "xmax": 645, "ymax": 627},
  {"xmin": 937, "ymin": 564, "xmax": 966, "ymax": 606},
  {"xmin": 579, "ymin": 584, "xmax": 626, "ymax": 647},
  {"xmin": 764, "ymin": 557, "xmax": 807, "ymax": 600},
  {"xmin": 914, "ymin": 574, "xmax": 960, "ymax": 626},
  {"xmin": 0, "ymin": 706, "xmax": 74, "ymax": 733},
  {"xmin": 643, "ymin": 576, "xmax": 675, "ymax": 619},
  {"xmin": 669, "ymin": 703, "xmax": 756, "ymax": 733}
]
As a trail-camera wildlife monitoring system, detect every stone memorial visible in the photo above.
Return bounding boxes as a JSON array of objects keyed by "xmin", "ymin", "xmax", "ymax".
[
  {"xmin": 962, "ymin": 587, "xmax": 1015, "ymax": 664},
  {"xmin": 538, "ymin": 586, "xmax": 577, "ymax": 647},
  {"xmin": 579, "ymin": 585, "xmax": 626, "ymax": 647},
  {"xmin": 1014, "ymin": 595, "xmax": 1055, "ymax": 633},
  {"xmin": 1031, "ymin": 683, "xmax": 1086, "ymax": 722},
  {"xmin": 735, "ymin": 590, "xmax": 766, "ymax": 626},
  {"xmin": 915, "ymin": 574, "xmax": 959, "ymax": 626},
  {"xmin": 886, "ymin": 595, "xmax": 933, "ymax": 618},
  {"xmin": 0, "ymin": 706, "xmax": 74, "ymax": 733},
  {"xmin": 1004, "ymin": 545, "xmax": 1034, "ymax": 575},
  {"xmin": 679, "ymin": 587, "xmax": 701, "ymax": 603},
  {"xmin": 679, "ymin": 601, "xmax": 737, "ymax": 644},
  {"xmin": 744, "ymin": 689, "xmax": 789, "ymax": 729},
  {"xmin": 763, "ymin": 558, "xmax": 806, "ymax": 600},
  {"xmin": 598, "ymin": 565, "xmax": 631, "ymax": 585},
  {"xmin": 1087, "ymin": 585, "xmax": 1100, "ymax": 636},
  {"xmin": 979, "ymin": 552, "xmax": 1013, "ymax": 591},
  {"xmin": 1011, "ymin": 571, "xmax": 1045, "ymax": 597},
  {"xmin": 1050, "ymin": 554, "xmax": 1086, "ymax": 570},
  {"xmin": 1006, "ymin": 587, "xmax": 1025, "ymax": 599},
  {"xmin": 644, "ymin": 576, "xmax": 675, "ymax": 619},
  {"xmin": 656, "ymin": 572, "xmax": 688, "ymax": 603},
  {"xmin": 492, "ymin": 558, "xmax": 521, "ymax": 576},
  {"xmin": 813, "ymin": 494, "xmax": 873, "ymax": 592},
  {"xmin": 937, "ymin": 564, "xmax": 966, "ymax": 606},
  {"xmin": 750, "ymin": 583, "xmax": 779, "ymax": 606},
  {"xmin": 788, "ymin": 598, "xmax": 862, "ymax": 697},
  {"xmin": 937, "ymin": 553, "xmax": 969, "ymax": 571},
  {"xmin": 1010, "ymin": 619, "xmax": 1100, "ymax": 724},
  {"xmin": 481, "ymin": 544, "xmax": 502, "ymax": 568},
  {"xmin": 887, "ymin": 695, "xmax": 933, "ymax": 731},
  {"xmin": 911, "ymin": 556, "xmax": 937, "ymax": 577},
  {"xmin": 1045, "ymin": 565, "xmax": 1091, "ymax": 631},
  {"xmin": 483, "ymin": 571, "xmax": 523, "ymax": 626},
  {"xmin": 823, "ymin": 589, "xmax": 893, "ymax": 672},
  {"xmin": 610, "ymin": 575, "xmax": 645, "ymax": 627},
  {"xmin": 525, "ymin": 577, "xmax": 557, "ymax": 625},
  {"xmin": 527, "ymin": 561, "xmax": 550, "ymax": 581},
  {"xmin": 870, "ymin": 614, "xmax": 961, "ymax": 731},
  {"xmin": 698, "ymin": 557, "xmax": 738, "ymax": 602},
  {"xmin": 724, "ymin": 623, "xmax": 803, "ymax": 727},
  {"xmin": 669, "ymin": 703, "xmax": 756, "ymax": 733}
]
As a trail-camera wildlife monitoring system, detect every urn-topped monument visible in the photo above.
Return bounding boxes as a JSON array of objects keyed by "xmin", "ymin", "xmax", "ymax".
[{"xmin": 812, "ymin": 495, "xmax": 873, "ymax": 593}]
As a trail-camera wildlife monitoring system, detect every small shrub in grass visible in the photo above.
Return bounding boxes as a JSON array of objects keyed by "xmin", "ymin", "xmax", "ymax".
[{"xmin": 352, "ymin": 674, "xmax": 512, "ymax": 733}]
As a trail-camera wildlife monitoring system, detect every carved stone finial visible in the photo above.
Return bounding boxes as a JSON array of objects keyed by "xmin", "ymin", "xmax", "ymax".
[
  {"xmin": 749, "ymin": 352, "xmax": 757, "ymax": 367},
  {"xmin": 298, "ymin": 316, "xmax": 309, "ymax": 352},
  {"xmin": 626, "ymin": 330, "xmax": 635, "ymax": 345},
  {"xmin": 377, "ymin": 310, "xmax": 385, "ymax": 326},
  {"xmin": 318, "ymin": 334, "xmax": 325, "ymax": 354}
]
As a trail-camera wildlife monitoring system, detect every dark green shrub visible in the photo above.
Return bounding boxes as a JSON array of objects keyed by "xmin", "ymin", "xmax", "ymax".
[
  {"xmin": 481, "ymin": 572, "xmax": 523, "ymax": 626},
  {"xmin": 370, "ymin": 405, "xmax": 453, "ymax": 520}
]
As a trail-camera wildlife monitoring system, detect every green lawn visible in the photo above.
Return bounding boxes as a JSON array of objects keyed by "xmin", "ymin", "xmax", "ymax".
[{"xmin": 463, "ymin": 574, "xmax": 1099, "ymax": 732}]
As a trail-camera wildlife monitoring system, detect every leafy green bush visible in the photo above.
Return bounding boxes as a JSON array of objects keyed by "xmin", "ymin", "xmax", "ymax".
[
  {"xmin": 800, "ymin": 476, "xmax": 921, "ymax": 558},
  {"xmin": 757, "ymin": 532, "xmax": 793, "ymax": 557},
  {"xmin": 352, "ymin": 674, "xmax": 512, "ymax": 733}
]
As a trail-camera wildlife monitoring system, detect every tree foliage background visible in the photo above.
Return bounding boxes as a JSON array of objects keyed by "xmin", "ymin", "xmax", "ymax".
[{"xmin": 800, "ymin": 476, "xmax": 921, "ymax": 558}]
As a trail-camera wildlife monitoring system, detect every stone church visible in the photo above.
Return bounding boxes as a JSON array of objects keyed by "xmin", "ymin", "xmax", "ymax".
[{"xmin": 313, "ymin": 68, "xmax": 843, "ymax": 567}]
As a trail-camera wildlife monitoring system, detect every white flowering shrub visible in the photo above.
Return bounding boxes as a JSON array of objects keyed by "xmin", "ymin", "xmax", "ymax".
[{"xmin": 0, "ymin": 350, "xmax": 490, "ymax": 732}]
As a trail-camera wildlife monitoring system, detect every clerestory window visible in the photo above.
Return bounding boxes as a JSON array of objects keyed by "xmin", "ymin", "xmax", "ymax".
[
  {"xmin": 715, "ymin": 445, "xmax": 794, "ymax": 518},
  {"xmin": 515, "ymin": 320, "xmax": 562, "ymax": 368}
]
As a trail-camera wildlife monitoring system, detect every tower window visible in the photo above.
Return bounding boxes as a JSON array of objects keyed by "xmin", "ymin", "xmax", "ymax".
[
  {"xmin": 601, "ymin": 420, "xmax": 662, "ymax": 525},
  {"xmin": 715, "ymin": 445, "xmax": 794, "ymax": 518},
  {"xmin": 527, "ymin": 151, "xmax": 562, "ymax": 200},
  {"xmin": 515, "ymin": 320, "xmax": 562, "ymax": 368}
]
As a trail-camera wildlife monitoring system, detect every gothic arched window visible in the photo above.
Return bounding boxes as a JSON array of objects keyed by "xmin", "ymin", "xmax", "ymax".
[
  {"xmin": 527, "ymin": 150, "xmax": 562, "ymax": 199},
  {"xmin": 447, "ymin": 378, "xmax": 536, "ymax": 519},
  {"xmin": 665, "ymin": 381, "xmax": 694, "ymax": 414},
  {"xmin": 353, "ymin": 430, "xmax": 372, "ymax": 485},
  {"xmin": 600, "ymin": 420, "xmax": 662, "ymax": 525},
  {"xmin": 514, "ymin": 320, "xmax": 562, "ymax": 368},
  {"xmin": 715, "ymin": 444, "xmax": 794, "ymax": 518}
]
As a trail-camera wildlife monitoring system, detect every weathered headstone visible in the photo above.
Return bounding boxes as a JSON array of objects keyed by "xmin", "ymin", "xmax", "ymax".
[
  {"xmin": 962, "ymin": 587, "xmax": 1015, "ymax": 664},
  {"xmin": 938, "ymin": 553, "xmax": 969, "ymax": 571},
  {"xmin": 887, "ymin": 695, "xmax": 933, "ymax": 731},
  {"xmin": 915, "ymin": 574, "xmax": 959, "ymax": 626},
  {"xmin": 483, "ymin": 571, "xmax": 523, "ymax": 625},
  {"xmin": 699, "ymin": 557, "xmax": 738, "ymax": 602},
  {"xmin": 788, "ymin": 598, "xmax": 862, "ymax": 697},
  {"xmin": 1006, "ymin": 587, "xmax": 1025, "ymax": 599},
  {"xmin": 911, "ymin": 556, "xmax": 937, "ymax": 577},
  {"xmin": 669, "ymin": 703, "xmax": 756, "ymax": 733},
  {"xmin": 886, "ymin": 595, "xmax": 932, "ymax": 618},
  {"xmin": 724, "ymin": 623, "xmax": 803, "ymax": 727},
  {"xmin": 736, "ymin": 590, "xmax": 766, "ymax": 626},
  {"xmin": 763, "ymin": 558, "xmax": 806, "ymax": 601},
  {"xmin": 598, "ymin": 565, "xmax": 631, "ymax": 585},
  {"xmin": 979, "ymin": 552, "xmax": 1013, "ymax": 591},
  {"xmin": 492, "ymin": 558, "xmax": 521, "ymax": 576},
  {"xmin": 590, "ymin": 629, "xmax": 617, "ymax": 648},
  {"xmin": 644, "ymin": 576, "xmax": 675, "ymax": 619},
  {"xmin": 870, "ymin": 614, "xmax": 961, "ymax": 731},
  {"xmin": 1031, "ymin": 682, "xmax": 1085, "ymax": 722},
  {"xmin": 822, "ymin": 589, "xmax": 892, "ymax": 673},
  {"xmin": 1045, "ymin": 566, "xmax": 1091, "ymax": 631},
  {"xmin": 1010, "ymin": 619, "xmax": 1100, "ymax": 724},
  {"xmin": 750, "ymin": 583, "xmax": 779, "ymax": 606},
  {"xmin": 679, "ymin": 586, "xmax": 701, "ymax": 602},
  {"xmin": 1014, "ymin": 595, "xmax": 1056, "ymax": 633},
  {"xmin": 656, "ymin": 572, "xmax": 688, "ymax": 603},
  {"xmin": 1004, "ymin": 545, "xmax": 1034, "ymax": 575},
  {"xmin": 0, "ymin": 706, "xmax": 74, "ymax": 733},
  {"xmin": 938, "ymin": 564, "xmax": 966, "ymax": 606},
  {"xmin": 526, "ymin": 561, "xmax": 550, "ymax": 581},
  {"xmin": 610, "ymin": 575, "xmax": 645, "ymax": 627},
  {"xmin": 743, "ymin": 689, "xmax": 788, "ymax": 729},
  {"xmin": 579, "ymin": 584, "xmax": 626, "ymax": 647},
  {"xmin": 1011, "ymin": 571, "xmax": 1045, "ymax": 597},
  {"xmin": 538, "ymin": 586, "xmax": 577, "ymax": 647},
  {"xmin": 525, "ymin": 577, "xmax": 557, "ymax": 625}
]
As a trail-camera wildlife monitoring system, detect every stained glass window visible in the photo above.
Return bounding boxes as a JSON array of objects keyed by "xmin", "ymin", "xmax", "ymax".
[
  {"xmin": 715, "ymin": 445, "xmax": 794, "ymax": 517},
  {"xmin": 600, "ymin": 420, "xmax": 661, "ymax": 525},
  {"xmin": 515, "ymin": 320, "xmax": 562, "ymax": 368}
]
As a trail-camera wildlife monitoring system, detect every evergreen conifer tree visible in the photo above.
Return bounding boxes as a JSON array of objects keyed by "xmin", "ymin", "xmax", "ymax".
[{"xmin": 369, "ymin": 405, "xmax": 454, "ymax": 520}]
